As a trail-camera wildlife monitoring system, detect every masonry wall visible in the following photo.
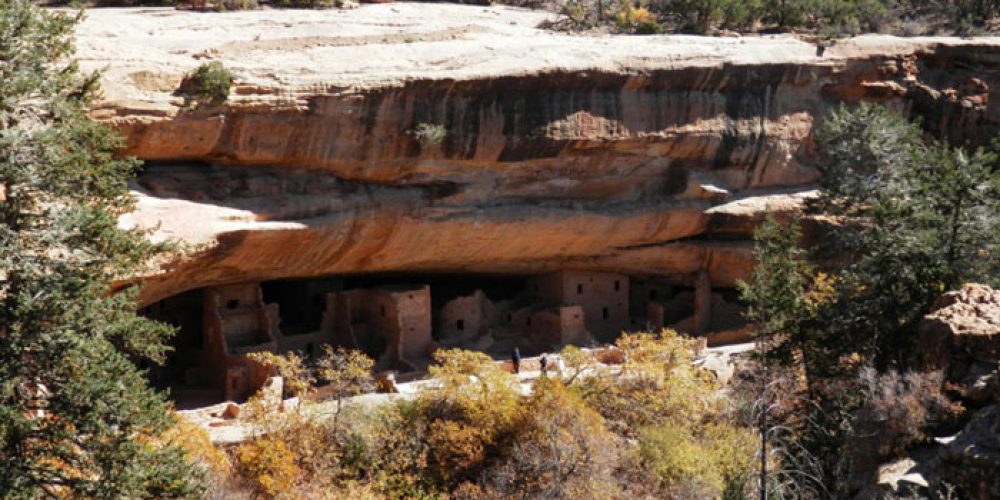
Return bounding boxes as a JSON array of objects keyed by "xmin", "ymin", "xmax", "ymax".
[
  {"xmin": 528, "ymin": 309, "xmax": 563, "ymax": 349},
  {"xmin": 202, "ymin": 283, "xmax": 278, "ymax": 401},
  {"xmin": 330, "ymin": 285, "xmax": 433, "ymax": 370},
  {"xmin": 557, "ymin": 270, "xmax": 629, "ymax": 342},
  {"xmin": 339, "ymin": 289, "xmax": 397, "ymax": 363},
  {"xmin": 527, "ymin": 273, "xmax": 565, "ymax": 304},
  {"xmin": 390, "ymin": 286, "xmax": 434, "ymax": 362},
  {"xmin": 629, "ymin": 278, "xmax": 674, "ymax": 318},
  {"xmin": 439, "ymin": 290, "xmax": 488, "ymax": 345},
  {"xmin": 558, "ymin": 305, "xmax": 590, "ymax": 346},
  {"xmin": 263, "ymin": 278, "xmax": 342, "ymax": 334}
]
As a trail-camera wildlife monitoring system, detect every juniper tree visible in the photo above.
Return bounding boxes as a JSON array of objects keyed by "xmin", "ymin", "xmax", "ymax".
[
  {"xmin": 739, "ymin": 103, "xmax": 1000, "ymax": 495},
  {"xmin": 0, "ymin": 2, "xmax": 202, "ymax": 496},
  {"xmin": 808, "ymin": 102, "xmax": 1000, "ymax": 369}
]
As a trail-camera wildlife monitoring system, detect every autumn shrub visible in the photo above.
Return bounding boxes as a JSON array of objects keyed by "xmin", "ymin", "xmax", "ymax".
[
  {"xmin": 246, "ymin": 351, "xmax": 315, "ymax": 398},
  {"xmin": 411, "ymin": 349, "xmax": 524, "ymax": 488},
  {"xmin": 852, "ymin": 368, "xmax": 962, "ymax": 458},
  {"xmin": 234, "ymin": 437, "xmax": 301, "ymax": 498},
  {"xmin": 639, "ymin": 421, "xmax": 756, "ymax": 497},
  {"xmin": 615, "ymin": 4, "xmax": 661, "ymax": 33},
  {"xmin": 366, "ymin": 400, "xmax": 441, "ymax": 498},
  {"xmin": 161, "ymin": 415, "xmax": 231, "ymax": 479},
  {"xmin": 559, "ymin": 344, "xmax": 599, "ymax": 383},
  {"xmin": 233, "ymin": 348, "xmax": 379, "ymax": 495},
  {"xmin": 424, "ymin": 349, "xmax": 523, "ymax": 440},
  {"xmin": 581, "ymin": 330, "xmax": 723, "ymax": 436},
  {"xmin": 316, "ymin": 345, "xmax": 375, "ymax": 430},
  {"xmin": 481, "ymin": 377, "xmax": 621, "ymax": 498},
  {"xmin": 426, "ymin": 420, "xmax": 488, "ymax": 484}
]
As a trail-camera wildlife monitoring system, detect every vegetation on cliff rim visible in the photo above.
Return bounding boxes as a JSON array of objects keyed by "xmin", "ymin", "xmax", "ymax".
[
  {"xmin": 0, "ymin": 1, "xmax": 205, "ymax": 496},
  {"xmin": 179, "ymin": 61, "xmax": 233, "ymax": 105},
  {"xmin": 62, "ymin": 0, "xmax": 1000, "ymax": 36},
  {"xmin": 546, "ymin": 0, "xmax": 999, "ymax": 35}
]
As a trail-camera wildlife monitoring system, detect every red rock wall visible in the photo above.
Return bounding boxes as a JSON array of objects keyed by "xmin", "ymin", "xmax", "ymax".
[{"xmin": 101, "ymin": 44, "xmax": 1000, "ymax": 305}]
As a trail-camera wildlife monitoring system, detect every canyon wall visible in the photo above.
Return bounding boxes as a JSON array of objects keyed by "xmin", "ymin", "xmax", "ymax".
[{"xmin": 74, "ymin": 6, "xmax": 1000, "ymax": 305}]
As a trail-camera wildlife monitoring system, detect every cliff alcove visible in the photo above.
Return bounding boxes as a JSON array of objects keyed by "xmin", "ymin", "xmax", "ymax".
[
  {"xmin": 141, "ymin": 270, "xmax": 744, "ymax": 405},
  {"xmin": 73, "ymin": 6, "xmax": 1000, "ymax": 404}
]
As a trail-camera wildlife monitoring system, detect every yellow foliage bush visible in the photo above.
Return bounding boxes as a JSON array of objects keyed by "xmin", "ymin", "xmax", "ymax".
[
  {"xmin": 614, "ymin": 4, "xmax": 660, "ymax": 33},
  {"xmin": 426, "ymin": 420, "xmax": 487, "ymax": 483},
  {"xmin": 160, "ymin": 414, "xmax": 231, "ymax": 478},
  {"xmin": 582, "ymin": 330, "xmax": 723, "ymax": 435},
  {"xmin": 425, "ymin": 349, "xmax": 523, "ymax": 444},
  {"xmin": 234, "ymin": 436, "xmax": 301, "ymax": 498},
  {"xmin": 616, "ymin": 5, "xmax": 657, "ymax": 26},
  {"xmin": 559, "ymin": 344, "xmax": 598, "ymax": 384},
  {"xmin": 639, "ymin": 421, "xmax": 755, "ymax": 496},
  {"xmin": 247, "ymin": 351, "xmax": 314, "ymax": 398}
]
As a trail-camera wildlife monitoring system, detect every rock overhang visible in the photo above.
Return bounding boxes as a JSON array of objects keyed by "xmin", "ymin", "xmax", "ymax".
[{"xmin": 73, "ymin": 5, "xmax": 1000, "ymax": 305}]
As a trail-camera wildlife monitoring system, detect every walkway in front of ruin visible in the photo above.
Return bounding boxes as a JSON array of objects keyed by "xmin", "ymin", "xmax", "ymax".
[{"xmin": 181, "ymin": 343, "xmax": 755, "ymax": 445}]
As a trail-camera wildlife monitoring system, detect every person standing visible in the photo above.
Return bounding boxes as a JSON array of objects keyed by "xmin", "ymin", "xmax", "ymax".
[
  {"xmin": 539, "ymin": 353, "xmax": 548, "ymax": 376},
  {"xmin": 512, "ymin": 347, "xmax": 522, "ymax": 374}
]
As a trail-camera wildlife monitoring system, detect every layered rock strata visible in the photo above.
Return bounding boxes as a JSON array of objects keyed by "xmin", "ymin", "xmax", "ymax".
[{"xmin": 73, "ymin": 6, "xmax": 1000, "ymax": 305}]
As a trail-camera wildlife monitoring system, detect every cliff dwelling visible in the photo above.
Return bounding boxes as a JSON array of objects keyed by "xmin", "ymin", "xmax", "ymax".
[
  {"xmin": 79, "ymin": 7, "xmax": 1000, "ymax": 413},
  {"xmin": 141, "ymin": 270, "xmax": 746, "ymax": 405}
]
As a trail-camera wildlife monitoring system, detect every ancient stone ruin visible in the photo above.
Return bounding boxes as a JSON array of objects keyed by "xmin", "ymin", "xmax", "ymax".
[
  {"xmin": 71, "ymin": 8, "xmax": 1000, "ymax": 405},
  {"xmin": 142, "ymin": 269, "xmax": 745, "ymax": 403}
]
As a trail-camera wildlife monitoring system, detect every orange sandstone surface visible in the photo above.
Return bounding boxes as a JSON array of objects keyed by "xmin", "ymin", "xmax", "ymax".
[{"xmin": 73, "ymin": 5, "xmax": 1000, "ymax": 304}]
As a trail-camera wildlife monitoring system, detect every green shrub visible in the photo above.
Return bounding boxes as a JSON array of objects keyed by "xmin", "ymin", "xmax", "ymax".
[
  {"xmin": 635, "ymin": 19, "xmax": 663, "ymax": 33},
  {"xmin": 272, "ymin": 0, "xmax": 341, "ymax": 7},
  {"xmin": 218, "ymin": 0, "xmax": 260, "ymax": 9},
  {"xmin": 410, "ymin": 122, "xmax": 448, "ymax": 149},
  {"xmin": 651, "ymin": 0, "xmax": 761, "ymax": 33},
  {"xmin": 179, "ymin": 61, "xmax": 233, "ymax": 105}
]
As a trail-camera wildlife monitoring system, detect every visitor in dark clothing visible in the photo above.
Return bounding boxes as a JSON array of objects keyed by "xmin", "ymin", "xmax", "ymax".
[{"xmin": 512, "ymin": 347, "xmax": 521, "ymax": 374}]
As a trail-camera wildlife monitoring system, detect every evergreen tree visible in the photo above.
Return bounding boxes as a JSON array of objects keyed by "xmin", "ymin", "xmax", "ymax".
[
  {"xmin": 0, "ymin": 2, "xmax": 203, "ymax": 495},
  {"xmin": 808, "ymin": 102, "xmax": 1000, "ymax": 369},
  {"xmin": 738, "ymin": 214, "xmax": 814, "ymax": 371}
]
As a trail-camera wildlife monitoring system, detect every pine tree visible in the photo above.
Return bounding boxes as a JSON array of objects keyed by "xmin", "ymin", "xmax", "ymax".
[
  {"xmin": 808, "ymin": 102, "xmax": 1000, "ymax": 369},
  {"xmin": 0, "ymin": 2, "xmax": 203, "ymax": 495}
]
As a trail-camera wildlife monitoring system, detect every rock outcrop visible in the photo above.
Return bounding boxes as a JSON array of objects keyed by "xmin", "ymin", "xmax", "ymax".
[
  {"xmin": 72, "ymin": 6, "xmax": 1000, "ymax": 305},
  {"xmin": 885, "ymin": 284, "xmax": 1000, "ymax": 499},
  {"xmin": 920, "ymin": 284, "xmax": 1000, "ymax": 386}
]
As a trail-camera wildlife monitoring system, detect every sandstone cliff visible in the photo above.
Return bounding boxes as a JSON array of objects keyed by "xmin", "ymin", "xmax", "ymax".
[{"xmin": 74, "ymin": 5, "xmax": 1000, "ymax": 305}]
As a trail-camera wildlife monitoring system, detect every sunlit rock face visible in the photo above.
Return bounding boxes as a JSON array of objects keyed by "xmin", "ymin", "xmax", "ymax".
[{"xmin": 74, "ymin": 6, "xmax": 1000, "ymax": 305}]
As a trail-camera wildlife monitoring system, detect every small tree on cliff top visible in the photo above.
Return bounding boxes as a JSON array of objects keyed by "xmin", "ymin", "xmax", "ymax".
[{"xmin": 0, "ymin": 2, "xmax": 202, "ymax": 496}]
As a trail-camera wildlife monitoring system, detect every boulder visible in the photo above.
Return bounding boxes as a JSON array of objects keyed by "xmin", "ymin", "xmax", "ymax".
[
  {"xmin": 919, "ymin": 284, "xmax": 1000, "ymax": 382},
  {"xmin": 221, "ymin": 402, "xmax": 241, "ymax": 419},
  {"xmin": 934, "ymin": 405, "xmax": 1000, "ymax": 499}
]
